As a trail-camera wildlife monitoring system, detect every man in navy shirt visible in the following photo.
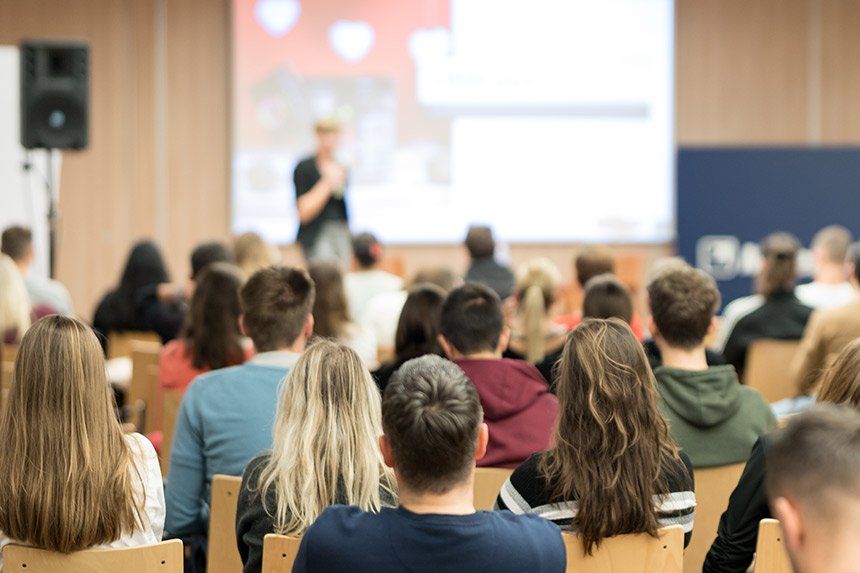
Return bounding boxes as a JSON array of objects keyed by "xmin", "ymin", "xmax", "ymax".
[{"xmin": 292, "ymin": 354, "xmax": 566, "ymax": 573}]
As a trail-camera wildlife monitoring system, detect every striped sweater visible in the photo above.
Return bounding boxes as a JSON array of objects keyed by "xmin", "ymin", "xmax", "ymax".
[{"xmin": 495, "ymin": 451, "xmax": 696, "ymax": 546}]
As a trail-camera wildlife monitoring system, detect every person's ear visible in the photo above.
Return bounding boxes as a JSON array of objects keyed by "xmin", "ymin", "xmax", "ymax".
[
  {"xmin": 304, "ymin": 314, "xmax": 314, "ymax": 338},
  {"xmin": 239, "ymin": 315, "xmax": 248, "ymax": 338},
  {"xmin": 648, "ymin": 317, "xmax": 659, "ymax": 340},
  {"xmin": 438, "ymin": 335, "xmax": 455, "ymax": 358},
  {"xmin": 707, "ymin": 316, "xmax": 718, "ymax": 336},
  {"xmin": 496, "ymin": 326, "xmax": 511, "ymax": 354},
  {"xmin": 772, "ymin": 496, "xmax": 804, "ymax": 560},
  {"xmin": 475, "ymin": 423, "xmax": 489, "ymax": 461},
  {"xmin": 379, "ymin": 435, "xmax": 395, "ymax": 469}
]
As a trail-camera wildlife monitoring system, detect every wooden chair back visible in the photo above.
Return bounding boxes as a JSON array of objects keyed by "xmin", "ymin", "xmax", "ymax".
[
  {"xmin": 563, "ymin": 525, "xmax": 684, "ymax": 573},
  {"xmin": 2, "ymin": 539, "xmax": 183, "ymax": 572},
  {"xmin": 684, "ymin": 463, "xmax": 746, "ymax": 573},
  {"xmin": 208, "ymin": 474, "xmax": 244, "ymax": 573},
  {"xmin": 128, "ymin": 340, "xmax": 162, "ymax": 433},
  {"xmin": 159, "ymin": 389, "xmax": 183, "ymax": 476},
  {"xmin": 473, "ymin": 467, "xmax": 513, "ymax": 511},
  {"xmin": 261, "ymin": 534, "xmax": 302, "ymax": 573},
  {"xmin": 108, "ymin": 330, "xmax": 161, "ymax": 360},
  {"xmin": 753, "ymin": 519, "xmax": 792, "ymax": 573},
  {"xmin": 0, "ymin": 343, "xmax": 17, "ymax": 420},
  {"xmin": 744, "ymin": 340, "xmax": 801, "ymax": 402}
]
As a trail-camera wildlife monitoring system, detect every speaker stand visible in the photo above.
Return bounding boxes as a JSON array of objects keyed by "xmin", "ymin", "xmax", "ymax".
[{"xmin": 45, "ymin": 148, "xmax": 58, "ymax": 279}]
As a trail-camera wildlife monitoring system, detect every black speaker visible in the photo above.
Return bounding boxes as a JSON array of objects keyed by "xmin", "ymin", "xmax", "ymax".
[{"xmin": 20, "ymin": 40, "xmax": 89, "ymax": 150}]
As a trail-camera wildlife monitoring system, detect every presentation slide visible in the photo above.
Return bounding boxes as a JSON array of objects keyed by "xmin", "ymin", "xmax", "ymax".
[{"xmin": 232, "ymin": 0, "xmax": 674, "ymax": 244}]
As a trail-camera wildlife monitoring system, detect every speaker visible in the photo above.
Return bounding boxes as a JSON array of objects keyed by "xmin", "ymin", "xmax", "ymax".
[{"xmin": 20, "ymin": 40, "xmax": 89, "ymax": 150}]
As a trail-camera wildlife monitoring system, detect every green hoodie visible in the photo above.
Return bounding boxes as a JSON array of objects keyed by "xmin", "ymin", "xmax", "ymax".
[{"xmin": 655, "ymin": 365, "xmax": 777, "ymax": 468}]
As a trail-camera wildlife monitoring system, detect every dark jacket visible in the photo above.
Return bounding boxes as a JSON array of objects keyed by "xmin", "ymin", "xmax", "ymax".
[{"xmin": 465, "ymin": 258, "xmax": 515, "ymax": 300}]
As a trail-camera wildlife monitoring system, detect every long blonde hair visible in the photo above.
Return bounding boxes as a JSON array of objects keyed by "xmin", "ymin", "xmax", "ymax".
[
  {"xmin": 255, "ymin": 339, "xmax": 395, "ymax": 535},
  {"xmin": 233, "ymin": 232, "xmax": 279, "ymax": 279},
  {"xmin": 0, "ymin": 316, "xmax": 145, "ymax": 552},
  {"xmin": 0, "ymin": 254, "xmax": 31, "ymax": 341},
  {"xmin": 515, "ymin": 258, "xmax": 562, "ymax": 363}
]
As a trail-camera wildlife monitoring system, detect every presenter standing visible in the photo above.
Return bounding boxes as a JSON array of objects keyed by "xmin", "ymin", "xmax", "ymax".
[{"xmin": 294, "ymin": 118, "xmax": 351, "ymax": 267}]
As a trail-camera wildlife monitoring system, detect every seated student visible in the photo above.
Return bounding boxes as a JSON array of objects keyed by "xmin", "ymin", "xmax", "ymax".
[
  {"xmin": 704, "ymin": 338, "xmax": 860, "ymax": 572},
  {"xmin": 795, "ymin": 224, "xmax": 854, "ymax": 310},
  {"xmin": 440, "ymin": 283, "xmax": 558, "ymax": 468},
  {"xmin": 463, "ymin": 225, "xmax": 515, "ymax": 300},
  {"xmin": 344, "ymin": 232, "xmax": 403, "ymax": 321},
  {"xmin": 582, "ymin": 273, "xmax": 634, "ymax": 323},
  {"xmin": 765, "ymin": 405, "xmax": 860, "ymax": 573},
  {"xmin": 233, "ymin": 231, "xmax": 280, "ymax": 280},
  {"xmin": 164, "ymin": 266, "xmax": 314, "ymax": 540},
  {"xmin": 159, "ymin": 263, "xmax": 252, "ymax": 393},
  {"xmin": 236, "ymin": 340, "xmax": 396, "ymax": 573},
  {"xmin": 648, "ymin": 265, "xmax": 776, "ymax": 467},
  {"xmin": 717, "ymin": 233, "xmax": 813, "ymax": 377},
  {"xmin": 372, "ymin": 283, "xmax": 446, "ymax": 393},
  {"xmin": 1, "ymin": 225, "xmax": 73, "ymax": 315},
  {"xmin": 292, "ymin": 354, "xmax": 566, "ymax": 573},
  {"xmin": 0, "ymin": 316, "xmax": 164, "ymax": 565},
  {"xmin": 0, "ymin": 254, "xmax": 33, "ymax": 344},
  {"xmin": 497, "ymin": 319, "xmax": 696, "ymax": 547}
]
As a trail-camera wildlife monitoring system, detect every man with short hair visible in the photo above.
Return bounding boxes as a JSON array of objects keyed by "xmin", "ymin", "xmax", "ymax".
[
  {"xmin": 648, "ymin": 266, "xmax": 776, "ymax": 467},
  {"xmin": 292, "ymin": 355, "xmax": 566, "ymax": 573},
  {"xmin": 1, "ymin": 225, "xmax": 73, "ymax": 315},
  {"xmin": 344, "ymin": 232, "xmax": 403, "ymax": 321},
  {"xmin": 766, "ymin": 405, "xmax": 860, "ymax": 573},
  {"xmin": 795, "ymin": 224, "xmax": 854, "ymax": 309},
  {"xmin": 439, "ymin": 283, "xmax": 557, "ymax": 468},
  {"xmin": 463, "ymin": 225, "xmax": 515, "ymax": 300},
  {"xmin": 165, "ymin": 266, "xmax": 315, "ymax": 538}
]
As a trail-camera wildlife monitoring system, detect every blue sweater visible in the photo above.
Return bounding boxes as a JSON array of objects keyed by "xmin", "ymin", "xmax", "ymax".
[{"xmin": 164, "ymin": 352, "xmax": 299, "ymax": 536}]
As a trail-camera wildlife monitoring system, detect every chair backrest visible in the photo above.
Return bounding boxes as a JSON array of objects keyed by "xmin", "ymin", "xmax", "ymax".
[
  {"xmin": 2, "ymin": 539, "xmax": 183, "ymax": 572},
  {"xmin": 208, "ymin": 474, "xmax": 244, "ymax": 573},
  {"xmin": 128, "ymin": 340, "xmax": 162, "ymax": 433},
  {"xmin": 0, "ymin": 344, "xmax": 15, "ymax": 420},
  {"xmin": 684, "ymin": 463, "xmax": 746, "ymax": 573},
  {"xmin": 108, "ymin": 330, "xmax": 161, "ymax": 360},
  {"xmin": 261, "ymin": 534, "xmax": 302, "ymax": 573},
  {"xmin": 753, "ymin": 519, "xmax": 792, "ymax": 573},
  {"xmin": 159, "ymin": 389, "xmax": 183, "ymax": 476},
  {"xmin": 744, "ymin": 339, "xmax": 801, "ymax": 403},
  {"xmin": 563, "ymin": 525, "xmax": 684, "ymax": 573},
  {"xmin": 473, "ymin": 467, "xmax": 513, "ymax": 511}
]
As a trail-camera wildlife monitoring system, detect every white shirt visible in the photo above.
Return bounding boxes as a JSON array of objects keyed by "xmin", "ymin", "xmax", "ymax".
[
  {"xmin": 359, "ymin": 290, "xmax": 408, "ymax": 349},
  {"xmin": 25, "ymin": 274, "xmax": 73, "ymax": 315},
  {"xmin": 344, "ymin": 270, "xmax": 404, "ymax": 322},
  {"xmin": 795, "ymin": 281, "xmax": 856, "ymax": 310},
  {"xmin": 342, "ymin": 322, "xmax": 379, "ymax": 369}
]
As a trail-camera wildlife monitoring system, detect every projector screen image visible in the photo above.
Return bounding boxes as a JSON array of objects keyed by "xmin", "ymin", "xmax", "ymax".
[{"xmin": 232, "ymin": 0, "xmax": 674, "ymax": 244}]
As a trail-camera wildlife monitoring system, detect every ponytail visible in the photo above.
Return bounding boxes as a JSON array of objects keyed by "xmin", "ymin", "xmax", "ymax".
[{"xmin": 523, "ymin": 284, "xmax": 547, "ymax": 364}]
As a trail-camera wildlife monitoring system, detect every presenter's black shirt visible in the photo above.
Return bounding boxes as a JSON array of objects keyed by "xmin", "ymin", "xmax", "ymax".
[{"xmin": 293, "ymin": 156, "xmax": 348, "ymax": 250}]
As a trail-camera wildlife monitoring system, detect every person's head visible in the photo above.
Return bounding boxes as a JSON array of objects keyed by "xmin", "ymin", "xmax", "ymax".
[
  {"xmin": 647, "ymin": 266, "xmax": 721, "ymax": 350},
  {"xmin": 256, "ymin": 339, "xmax": 393, "ymax": 536},
  {"xmin": 816, "ymin": 338, "xmax": 860, "ymax": 408},
  {"xmin": 307, "ymin": 262, "xmax": 350, "ymax": 339},
  {"xmin": 464, "ymin": 225, "xmax": 495, "ymax": 260},
  {"xmin": 233, "ymin": 232, "xmax": 279, "ymax": 279},
  {"xmin": 542, "ymin": 318, "xmax": 681, "ymax": 554},
  {"xmin": 811, "ymin": 225, "xmax": 853, "ymax": 281},
  {"xmin": 439, "ymin": 282, "xmax": 507, "ymax": 358},
  {"xmin": 352, "ymin": 232, "xmax": 383, "ymax": 270},
  {"xmin": 190, "ymin": 241, "xmax": 233, "ymax": 281},
  {"xmin": 181, "ymin": 262, "xmax": 245, "ymax": 370},
  {"xmin": 849, "ymin": 242, "xmax": 860, "ymax": 288},
  {"xmin": 582, "ymin": 273, "xmax": 633, "ymax": 324},
  {"xmin": 393, "ymin": 284, "xmax": 446, "ymax": 363},
  {"xmin": 411, "ymin": 266, "xmax": 459, "ymax": 292},
  {"xmin": 381, "ymin": 355, "xmax": 487, "ymax": 495},
  {"xmin": 0, "ymin": 254, "xmax": 31, "ymax": 342},
  {"xmin": 756, "ymin": 232, "xmax": 801, "ymax": 297},
  {"xmin": 314, "ymin": 117, "xmax": 341, "ymax": 155},
  {"xmin": 0, "ymin": 316, "xmax": 144, "ymax": 553},
  {"xmin": 240, "ymin": 266, "xmax": 315, "ymax": 352},
  {"xmin": 118, "ymin": 241, "xmax": 169, "ymax": 298},
  {"xmin": 1, "ymin": 226, "xmax": 34, "ymax": 269},
  {"xmin": 575, "ymin": 249, "xmax": 615, "ymax": 288},
  {"xmin": 766, "ymin": 405, "xmax": 860, "ymax": 573},
  {"xmin": 515, "ymin": 258, "xmax": 562, "ymax": 363}
]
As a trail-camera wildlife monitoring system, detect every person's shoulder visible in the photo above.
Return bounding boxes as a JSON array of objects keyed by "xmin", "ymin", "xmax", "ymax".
[
  {"xmin": 303, "ymin": 505, "xmax": 380, "ymax": 543},
  {"xmin": 484, "ymin": 510, "xmax": 564, "ymax": 550},
  {"xmin": 294, "ymin": 156, "xmax": 316, "ymax": 171}
]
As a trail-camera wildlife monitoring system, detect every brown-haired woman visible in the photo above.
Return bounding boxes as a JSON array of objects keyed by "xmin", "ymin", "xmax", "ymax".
[
  {"xmin": 0, "ymin": 316, "xmax": 164, "ymax": 562},
  {"xmin": 496, "ymin": 318, "xmax": 696, "ymax": 552},
  {"xmin": 705, "ymin": 338, "xmax": 860, "ymax": 572}
]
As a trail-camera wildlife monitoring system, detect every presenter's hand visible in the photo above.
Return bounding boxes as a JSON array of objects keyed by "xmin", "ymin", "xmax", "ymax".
[{"xmin": 321, "ymin": 161, "xmax": 347, "ymax": 193}]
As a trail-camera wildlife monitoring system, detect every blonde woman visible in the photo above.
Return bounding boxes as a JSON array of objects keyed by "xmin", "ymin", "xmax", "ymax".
[
  {"xmin": 236, "ymin": 340, "xmax": 396, "ymax": 573},
  {"xmin": 0, "ymin": 254, "xmax": 32, "ymax": 344},
  {"xmin": 0, "ymin": 316, "xmax": 164, "ymax": 562},
  {"xmin": 233, "ymin": 232, "xmax": 280, "ymax": 280}
]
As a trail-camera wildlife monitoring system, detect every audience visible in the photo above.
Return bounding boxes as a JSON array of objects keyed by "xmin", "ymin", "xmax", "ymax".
[
  {"xmin": 705, "ymin": 337, "xmax": 860, "ymax": 572},
  {"xmin": 308, "ymin": 262, "xmax": 378, "ymax": 367},
  {"xmin": 158, "ymin": 262, "xmax": 252, "ymax": 393},
  {"xmin": 344, "ymin": 232, "xmax": 403, "ymax": 321},
  {"xmin": 504, "ymin": 258, "xmax": 569, "ymax": 384},
  {"xmin": 372, "ymin": 283, "xmax": 446, "ymax": 392},
  {"xmin": 292, "ymin": 354, "xmax": 566, "ymax": 572},
  {"xmin": 165, "ymin": 266, "xmax": 314, "ymax": 543},
  {"xmin": 440, "ymin": 283, "xmax": 557, "ymax": 468},
  {"xmin": 0, "ymin": 254, "xmax": 32, "ymax": 344},
  {"xmin": 233, "ymin": 232, "xmax": 280, "ymax": 280},
  {"xmin": 791, "ymin": 242, "xmax": 860, "ymax": 396},
  {"xmin": 497, "ymin": 318, "xmax": 696, "ymax": 548},
  {"xmin": 1, "ymin": 225, "xmax": 72, "ymax": 315},
  {"xmin": 463, "ymin": 225, "xmax": 515, "ymax": 300},
  {"xmin": 648, "ymin": 265, "xmax": 776, "ymax": 467},
  {"xmin": 0, "ymin": 316, "xmax": 164, "ymax": 563},
  {"xmin": 795, "ymin": 224, "xmax": 854, "ymax": 309},
  {"xmin": 718, "ymin": 232, "xmax": 813, "ymax": 376},
  {"xmin": 765, "ymin": 405, "xmax": 860, "ymax": 573},
  {"xmin": 581, "ymin": 273, "xmax": 634, "ymax": 324},
  {"xmin": 236, "ymin": 340, "xmax": 396, "ymax": 573}
]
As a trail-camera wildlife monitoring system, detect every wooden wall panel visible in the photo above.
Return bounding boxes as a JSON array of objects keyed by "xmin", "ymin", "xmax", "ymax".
[{"xmin": 820, "ymin": 1, "xmax": 860, "ymax": 143}]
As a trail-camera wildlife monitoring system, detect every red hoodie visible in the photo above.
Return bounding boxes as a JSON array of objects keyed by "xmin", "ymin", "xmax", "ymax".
[{"xmin": 454, "ymin": 358, "xmax": 558, "ymax": 469}]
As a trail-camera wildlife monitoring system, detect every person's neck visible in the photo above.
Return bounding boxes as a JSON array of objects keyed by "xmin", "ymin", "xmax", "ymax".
[
  {"xmin": 261, "ymin": 339, "xmax": 305, "ymax": 354},
  {"xmin": 456, "ymin": 350, "xmax": 502, "ymax": 360},
  {"xmin": 658, "ymin": 341, "xmax": 709, "ymax": 371},
  {"xmin": 316, "ymin": 148, "xmax": 333, "ymax": 161},
  {"xmin": 814, "ymin": 264, "xmax": 846, "ymax": 285},
  {"xmin": 398, "ymin": 481, "xmax": 476, "ymax": 516},
  {"xmin": 15, "ymin": 260, "xmax": 30, "ymax": 277},
  {"xmin": 800, "ymin": 534, "xmax": 860, "ymax": 573}
]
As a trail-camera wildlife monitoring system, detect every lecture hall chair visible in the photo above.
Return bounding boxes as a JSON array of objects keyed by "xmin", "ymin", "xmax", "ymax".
[
  {"xmin": 107, "ymin": 330, "xmax": 161, "ymax": 360},
  {"xmin": 0, "ymin": 342, "xmax": 19, "ymax": 419},
  {"xmin": 2, "ymin": 539, "xmax": 183, "ymax": 573},
  {"xmin": 261, "ymin": 534, "xmax": 302, "ymax": 573},
  {"xmin": 128, "ymin": 339, "xmax": 162, "ymax": 433},
  {"xmin": 753, "ymin": 519, "xmax": 792, "ymax": 573},
  {"xmin": 563, "ymin": 525, "xmax": 684, "ymax": 573},
  {"xmin": 159, "ymin": 388, "xmax": 183, "ymax": 476},
  {"xmin": 473, "ymin": 467, "xmax": 513, "ymax": 511},
  {"xmin": 744, "ymin": 340, "xmax": 801, "ymax": 403},
  {"xmin": 208, "ymin": 474, "xmax": 244, "ymax": 573}
]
